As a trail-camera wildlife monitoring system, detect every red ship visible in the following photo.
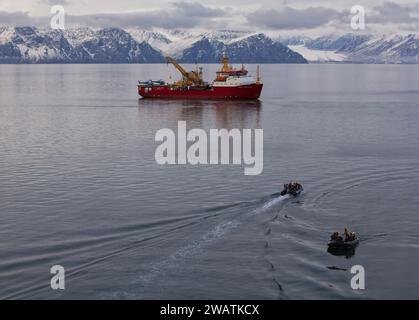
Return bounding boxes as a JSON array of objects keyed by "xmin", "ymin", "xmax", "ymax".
[{"xmin": 138, "ymin": 53, "xmax": 263, "ymax": 100}]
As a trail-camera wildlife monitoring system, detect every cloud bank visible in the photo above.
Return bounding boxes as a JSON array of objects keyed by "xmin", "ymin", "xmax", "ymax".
[{"xmin": 0, "ymin": 1, "xmax": 418, "ymax": 34}]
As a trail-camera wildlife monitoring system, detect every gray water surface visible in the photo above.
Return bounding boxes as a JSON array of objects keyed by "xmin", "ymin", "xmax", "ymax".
[{"xmin": 0, "ymin": 64, "xmax": 419, "ymax": 299}]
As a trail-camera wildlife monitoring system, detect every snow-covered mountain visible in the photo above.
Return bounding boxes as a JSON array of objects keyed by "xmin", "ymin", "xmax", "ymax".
[
  {"xmin": 165, "ymin": 32, "xmax": 305, "ymax": 63},
  {"xmin": 128, "ymin": 29, "xmax": 307, "ymax": 63},
  {"xmin": 127, "ymin": 29, "xmax": 172, "ymax": 52},
  {"xmin": 0, "ymin": 27, "xmax": 307, "ymax": 63},
  {"xmin": 282, "ymin": 33, "xmax": 419, "ymax": 63},
  {"xmin": 347, "ymin": 34, "xmax": 419, "ymax": 63},
  {"xmin": 128, "ymin": 29, "xmax": 419, "ymax": 64},
  {"xmin": 1, "ymin": 27, "xmax": 418, "ymax": 64},
  {"xmin": 0, "ymin": 26, "xmax": 165, "ymax": 63}
]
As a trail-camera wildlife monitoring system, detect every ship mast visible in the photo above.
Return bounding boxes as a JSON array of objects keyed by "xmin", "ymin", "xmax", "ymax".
[
  {"xmin": 256, "ymin": 65, "xmax": 261, "ymax": 84},
  {"xmin": 220, "ymin": 52, "xmax": 232, "ymax": 72}
]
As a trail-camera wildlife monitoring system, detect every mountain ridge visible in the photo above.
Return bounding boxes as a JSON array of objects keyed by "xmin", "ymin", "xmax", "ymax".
[
  {"xmin": 1, "ymin": 26, "xmax": 418, "ymax": 64},
  {"xmin": 281, "ymin": 33, "xmax": 419, "ymax": 63},
  {"xmin": 0, "ymin": 26, "xmax": 307, "ymax": 64}
]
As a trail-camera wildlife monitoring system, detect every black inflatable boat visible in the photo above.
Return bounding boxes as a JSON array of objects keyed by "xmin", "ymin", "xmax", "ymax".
[
  {"xmin": 328, "ymin": 237, "xmax": 359, "ymax": 250},
  {"xmin": 280, "ymin": 183, "xmax": 303, "ymax": 197}
]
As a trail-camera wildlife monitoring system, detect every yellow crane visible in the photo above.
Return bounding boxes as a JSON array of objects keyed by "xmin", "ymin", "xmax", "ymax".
[{"xmin": 165, "ymin": 56, "xmax": 204, "ymax": 86}]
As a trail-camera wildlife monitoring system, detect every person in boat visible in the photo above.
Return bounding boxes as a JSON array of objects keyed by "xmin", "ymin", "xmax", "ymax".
[
  {"xmin": 344, "ymin": 228, "xmax": 351, "ymax": 241},
  {"xmin": 331, "ymin": 232, "xmax": 343, "ymax": 242},
  {"xmin": 281, "ymin": 181, "xmax": 302, "ymax": 195},
  {"xmin": 281, "ymin": 182, "xmax": 292, "ymax": 195},
  {"xmin": 287, "ymin": 182, "xmax": 293, "ymax": 194},
  {"xmin": 289, "ymin": 181, "xmax": 296, "ymax": 193},
  {"xmin": 290, "ymin": 181, "xmax": 301, "ymax": 194},
  {"xmin": 344, "ymin": 228, "xmax": 356, "ymax": 242}
]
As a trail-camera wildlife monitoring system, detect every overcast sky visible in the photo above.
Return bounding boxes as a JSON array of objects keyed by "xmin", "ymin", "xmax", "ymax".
[{"xmin": 0, "ymin": 0, "xmax": 418, "ymax": 35}]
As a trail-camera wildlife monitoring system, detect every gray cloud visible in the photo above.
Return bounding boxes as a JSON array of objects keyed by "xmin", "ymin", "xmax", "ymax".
[
  {"xmin": 0, "ymin": 1, "xmax": 418, "ymax": 33},
  {"xmin": 246, "ymin": 6, "xmax": 341, "ymax": 30},
  {"xmin": 65, "ymin": 5, "xmax": 223, "ymax": 29},
  {"xmin": 0, "ymin": 1, "xmax": 227, "ymax": 29},
  {"xmin": 171, "ymin": 1, "xmax": 225, "ymax": 18},
  {"xmin": 68, "ymin": 11, "xmax": 196, "ymax": 29},
  {"xmin": 369, "ymin": 2, "xmax": 419, "ymax": 24},
  {"xmin": 40, "ymin": 0, "xmax": 69, "ymax": 5},
  {"xmin": 0, "ymin": 11, "xmax": 47, "ymax": 26}
]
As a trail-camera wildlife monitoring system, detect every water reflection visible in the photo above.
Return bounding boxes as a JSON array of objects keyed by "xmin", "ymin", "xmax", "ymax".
[
  {"xmin": 137, "ymin": 99, "xmax": 262, "ymax": 129},
  {"xmin": 327, "ymin": 247, "xmax": 356, "ymax": 259}
]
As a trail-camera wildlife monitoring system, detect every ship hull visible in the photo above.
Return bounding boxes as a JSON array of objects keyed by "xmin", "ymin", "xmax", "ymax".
[{"xmin": 138, "ymin": 84, "xmax": 263, "ymax": 100}]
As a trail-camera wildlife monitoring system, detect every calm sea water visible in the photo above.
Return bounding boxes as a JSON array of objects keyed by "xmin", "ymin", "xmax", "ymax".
[{"xmin": 0, "ymin": 64, "xmax": 419, "ymax": 299}]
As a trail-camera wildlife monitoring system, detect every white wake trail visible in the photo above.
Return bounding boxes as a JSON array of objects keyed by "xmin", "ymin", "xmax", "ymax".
[{"xmin": 261, "ymin": 195, "xmax": 289, "ymax": 210}]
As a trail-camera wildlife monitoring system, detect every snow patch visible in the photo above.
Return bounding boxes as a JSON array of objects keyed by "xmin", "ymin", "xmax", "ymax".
[{"xmin": 288, "ymin": 45, "xmax": 347, "ymax": 62}]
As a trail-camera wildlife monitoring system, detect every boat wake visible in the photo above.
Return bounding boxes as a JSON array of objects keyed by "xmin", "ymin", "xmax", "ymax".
[
  {"xmin": 260, "ymin": 194, "xmax": 289, "ymax": 211},
  {"xmin": 103, "ymin": 193, "xmax": 292, "ymax": 299},
  {"xmin": 6, "ymin": 190, "xmax": 297, "ymax": 299}
]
